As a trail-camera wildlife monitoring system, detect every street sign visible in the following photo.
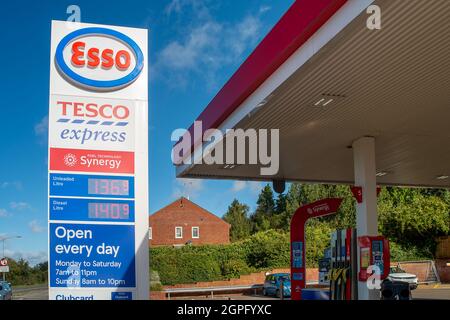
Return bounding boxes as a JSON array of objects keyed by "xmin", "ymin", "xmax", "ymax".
[
  {"xmin": 0, "ymin": 266, "xmax": 9, "ymax": 273},
  {"xmin": 0, "ymin": 259, "xmax": 9, "ymax": 273},
  {"xmin": 48, "ymin": 21, "xmax": 148, "ymax": 300}
]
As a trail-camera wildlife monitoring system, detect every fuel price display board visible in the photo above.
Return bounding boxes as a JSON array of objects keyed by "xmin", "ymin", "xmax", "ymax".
[
  {"xmin": 49, "ymin": 198, "xmax": 135, "ymax": 223},
  {"xmin": 50, "ymin": 174, "xmax": 135, "ymax": 199},
  {"xmin": 48, "ymin": 21, "xmax": 148, "ymax": 301}
]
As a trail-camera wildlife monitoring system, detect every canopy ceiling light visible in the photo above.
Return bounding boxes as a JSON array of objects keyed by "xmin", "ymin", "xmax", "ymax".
[
  {"xmin": 376, "ymin": 172, "xmax": 389, "ymax": 177},
  {"xmin": 314, "ymin": 94, "xmax": 346, "ymax": 107}
]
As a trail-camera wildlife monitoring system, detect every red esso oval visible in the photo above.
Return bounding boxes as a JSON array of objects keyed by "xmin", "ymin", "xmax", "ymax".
[{"xmin": 71, "ymin": 41, "xmax": 131, "ymax": 70}]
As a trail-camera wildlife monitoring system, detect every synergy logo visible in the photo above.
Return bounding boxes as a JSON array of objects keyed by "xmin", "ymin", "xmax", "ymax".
[
  {"xmin": 55, "ymin": 27, "xmax": 144, "ymax": 91},
  {"xmin": 64, "ymin": 154, "xmax": 78, "ymax": 167},
  {"xmin": 49, "ymin": 95, "xmax": 135, "ymax": 151},
  {"xmin": 50, "ymin": 148, "xmax": 134, "ymax": 174}
]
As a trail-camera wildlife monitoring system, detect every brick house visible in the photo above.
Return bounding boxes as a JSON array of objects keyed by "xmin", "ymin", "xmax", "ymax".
[{"xmin": 149, "ymin": 197, "xmax": 230, "ymax": 247}]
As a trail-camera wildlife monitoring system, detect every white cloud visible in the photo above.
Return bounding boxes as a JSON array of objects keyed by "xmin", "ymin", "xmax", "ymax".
[
  {"xmin": 0, "ymin": 209, "xmax": 8, "ymax": 217},
  {"xmin": 228, "ymin": 15, "xmax": 262, "ymax": 57},
  {"xmin": 156, "ymin": 3, "xmax": 266, "ymax": 89},
  {"xmin": 4, "ymin": 249, "xmax": 47, "ymax": 266},
  {"xmin": 1, "ymin": 181, "xmax": 23, "ymax": 190},
  {"xmin": 231, "ymin": 181, "xmax": 263, "ymax": 194},
  {"xmin": 29, "ymin": 220, "xmax": 45, "ymax": 233},
  {"xmin": 165, "ymin": 0, "xmax": 183, "ymax": 15},
  {"xmin": 10, "ymin": 202, "xmax": 31, "ymax": 211},
  {"xmin": 231, "ymin": 181, "xmax": 246, "ymax": 192},
  {"xmin": 165, "ymin": 0, "xmax": 211, "ymax": 19},
  {"xmin": 259, "ymin": 5, "xmax": 271, "ymax": 14},
  {"xmin": 172, "ymin": 178, "xmax": 204, "ymax": 199},
  {"xmin": 34, "ymin": 115, "xmax": 48, "ymax": 136},
  {"xmin": 34, "ymin": 115, "xmax": 48, "ymax": 144},
  {"xmin": 159, "ymin": 21, "xmax": 222, "ymax": 71}
]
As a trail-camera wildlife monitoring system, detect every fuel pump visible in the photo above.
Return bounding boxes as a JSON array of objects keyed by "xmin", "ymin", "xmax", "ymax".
[
  {"xmin": 318, "ymin": 248, "xmax": 331, "ymax": 286},
  {"xmin": 329, "ymin": 229, "xmax": 357, "ymax": 300},
  {"xmin": 357, "ymin": 236, "xmax": 390, "ymax": 282},
  {"xmin": 328, "ymin": 230, "xmax": 390, "ymax": 300}
]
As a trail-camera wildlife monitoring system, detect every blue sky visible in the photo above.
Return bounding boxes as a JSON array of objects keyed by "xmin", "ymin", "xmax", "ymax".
[{"xmin": 0, "ymin": 0, "xmax": 293, "ymax": 264}]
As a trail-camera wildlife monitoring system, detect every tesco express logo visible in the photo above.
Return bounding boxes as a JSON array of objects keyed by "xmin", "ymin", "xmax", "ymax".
[{"xmin": 55, "ymin": 27, "xmax": 144, "ymax": 91}]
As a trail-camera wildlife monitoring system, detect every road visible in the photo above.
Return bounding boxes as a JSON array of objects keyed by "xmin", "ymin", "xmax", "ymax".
[
  {"xmin": 9, "ymin": 286, "xmax": 450, "ymax": 300},
  {"xmin": 169, "ymin": 287, "xmax": 450, "ymax": 301},
  {"xmin": 12, "ymin": 285, "xmax": 48, "ymax": 300},
  {"xmin": 412, "ymin": 287, "xmax": 450, "ymax": 300}
]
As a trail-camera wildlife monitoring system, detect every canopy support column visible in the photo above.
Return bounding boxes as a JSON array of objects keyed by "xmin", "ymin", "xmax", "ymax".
[{"xmin": 352, "ymin": 137, "xmax": 379, "ymax": 300}]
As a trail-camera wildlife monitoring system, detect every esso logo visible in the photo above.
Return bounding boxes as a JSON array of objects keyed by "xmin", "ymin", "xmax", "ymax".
[
  {"xmin": 71, "ymin": 42, "xmax": 132, "ymax": 70},
  {"xmin": 55, "ymin": 27, "xmax": 144, "ymax": 91}
]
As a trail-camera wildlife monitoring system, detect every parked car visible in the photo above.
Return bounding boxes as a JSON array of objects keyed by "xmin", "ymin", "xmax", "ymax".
[
  {"xmin": 387, "ymin": 266, "xmax": 418, "ymax": 290},
  {"xmin": 263, "ymin": 273, "xmax": 291, "ymax": 298},
  {"xmin": 0, "ymin": 281, "xmax": 12, "ymax": 300}
]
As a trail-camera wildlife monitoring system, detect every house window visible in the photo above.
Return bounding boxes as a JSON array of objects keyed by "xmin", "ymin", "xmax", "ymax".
[
  {"xmin": 192, "ymin": 227, "xmax": 200, "ymax": 239},
  {"xmin": 149, "ymin": 227, "xmax": 152, "ymax": 240},
  {"xmin": 175, "ymin": 227, "xmax": 183, "ymax": 239}
]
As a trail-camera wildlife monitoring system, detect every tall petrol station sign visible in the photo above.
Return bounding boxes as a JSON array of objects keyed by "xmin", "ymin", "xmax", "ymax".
[{"xmin": 48, "ymin": 21, "xmax": 149, "ymax": 300}]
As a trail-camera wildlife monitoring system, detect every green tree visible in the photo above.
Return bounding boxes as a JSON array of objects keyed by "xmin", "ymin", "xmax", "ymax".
[
  {"xmin": 275, "ymin": 192, "xmax": 287, "ymax": 215},
  {"xmin": 378, "ymin": 188, "xmax": 450, "ymax": 256},
  {"xmin": 271, "ymin": 192, "xmax": 288, "ymax": 230},
  {"xmin": 32, "ymin": 262, "xmax": 48, "ymax": 284},
  {"xmin": 251, "ymin": 184, "xmax": 276, "ymax": 232},
  {"xmin": 305, "ymin": 220, "xmax": 334, "ymax": 267},
  {"xmin": 243, "ymin": 230, "xmax": 290, "ymax": 269},
  {"xmin": 223, "ymin": 199, "xmax": 252, "ymax": 241},
  {"xmin": 5, "ymin": 258, "xmax": 49, "ymax": 285}
]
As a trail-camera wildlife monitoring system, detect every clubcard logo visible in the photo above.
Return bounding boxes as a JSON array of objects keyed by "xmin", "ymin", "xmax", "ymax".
[
  {"xmin": 50, "ymin": 148, "xmax": 134, "ymax": 174},
  {"xmin": 55, "ymin": 27, "xmax": 144, "ymax": 91}
]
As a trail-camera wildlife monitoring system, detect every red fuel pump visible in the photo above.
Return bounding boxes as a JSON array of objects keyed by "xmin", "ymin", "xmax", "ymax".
[{"xmin": 358, "ymin": 236, "xmax": 390, "ymax": 282}]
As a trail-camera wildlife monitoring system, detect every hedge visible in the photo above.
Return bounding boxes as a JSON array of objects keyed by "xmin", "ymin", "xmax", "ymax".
[
  {"xmin": 151, "ymin": 230, "xmax": 281, "ymax": 285},
  {"xmin": 150, "ymin": 229, "xmax": 433, "ymax": 286}
]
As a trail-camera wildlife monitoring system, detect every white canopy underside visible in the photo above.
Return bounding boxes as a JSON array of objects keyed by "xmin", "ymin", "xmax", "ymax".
[{"xmin": 178, "ymin": 0, "xmax": 450, "ymax": 188}]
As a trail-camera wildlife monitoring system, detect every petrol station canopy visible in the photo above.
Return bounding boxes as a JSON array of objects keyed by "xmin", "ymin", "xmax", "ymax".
[{"xmin": 177, "ymin": 0, "xmax": 450, "ymax": 188}]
